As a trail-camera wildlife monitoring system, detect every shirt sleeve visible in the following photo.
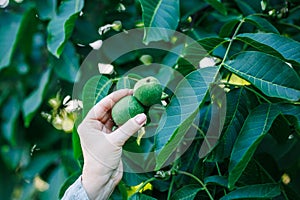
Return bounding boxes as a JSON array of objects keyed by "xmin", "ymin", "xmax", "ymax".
[{"xmin": 61, "ymin": 175, "xmax": 90, "ymax": 200}]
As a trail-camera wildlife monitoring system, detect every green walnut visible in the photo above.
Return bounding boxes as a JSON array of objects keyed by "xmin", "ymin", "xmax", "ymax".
[
  {"xmin": 133, "ymin": 76, "xmax": 162, "ymax": 107},
  {"xmin": 112, "ymin": 95, "xmax": 144, "ymax": 126}
]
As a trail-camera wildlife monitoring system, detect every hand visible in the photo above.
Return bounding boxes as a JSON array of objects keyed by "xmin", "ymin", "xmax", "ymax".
[{"xmin": 77, "ymin": 89, "xmax": 147, "ymax": 200}]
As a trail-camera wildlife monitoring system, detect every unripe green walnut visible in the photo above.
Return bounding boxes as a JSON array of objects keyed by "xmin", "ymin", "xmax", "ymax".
[
  {"xmin": 133, "ymin": 76, "xmax": 162, "ymax": 107},
  {"xmin": 112, "ymin": 96, "xmax": 144, "ymax": 126}
]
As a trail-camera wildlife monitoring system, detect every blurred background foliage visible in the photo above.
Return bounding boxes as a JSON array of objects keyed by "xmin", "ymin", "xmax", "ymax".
[{"xmin": 1, "ymin": 0, "xmax": 300, "ymax": 199}]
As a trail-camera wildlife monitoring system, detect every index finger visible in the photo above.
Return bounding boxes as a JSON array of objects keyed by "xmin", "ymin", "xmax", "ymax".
[{"xmin": 85, "ymin": 89, "xmax": 133, "ymax": 121}]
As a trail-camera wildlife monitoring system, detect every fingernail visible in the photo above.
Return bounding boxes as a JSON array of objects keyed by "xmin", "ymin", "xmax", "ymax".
[
  {"xmin": 135, "ymin": 113, "xmax": 147, "ymax": 125},
  {"xmin": 128, "ymin": 89, "xmax": 134, "ymax": 94}
]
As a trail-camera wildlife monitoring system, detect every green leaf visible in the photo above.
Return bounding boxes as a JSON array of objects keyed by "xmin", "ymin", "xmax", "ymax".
[
  {"xmin": 219, "ymin": 19, "xmax": 240, "ymax": 38},
  {"xmin": 245, "ymin": 15, "xmax": 279, "ymax": 34},
  {"xmin": 23, "ymin": 152, "xmax": 59, "ymax": 179},
  {"xmin": 228, "ymin": 104, "xmax": 280, "ymax": 188},
  {"xmin": 123, "ymin": 171, "xmax": 150, "ymax": 187},
  {"xmin": 154, "ymin": 67, "xmax": 219, "ymax": 170},
  {"xmin": 72, "ymin": 124, "xmax": 82, "ymax": 162},
  {"xmin": 204, "ymin": 0, "xmax": 227, "ymax": 15},
  {"xmin": 139, "ymin": 0, "xmax": 180, "ymax": 44},
  {"xmin": 171, "ymin": 184, "xmax": 204, "ymax": 200},
  {"xmin": 116, "ymin": 74, "xmax": 142, "ymax": 90},
  {"xmin": 204, "ymin": 175, "xmax": 228, "ymax": 188},
  {"xmin": 35, "ymin": 0, "xmax": 56, "ymax": 20},
  {"xmin": 235, "ymin": 0, "xmax": 256, "ymax": 15},
  {"xmin": 0, "ymin": 11, "xmax": 27, "ymax": 69},
  {"xmin": 220, "ymin": 183, "xmax": 281, "ymax": 200},
  {"xmin": 277, "ymin": 104, "xmax": 300, "ymax": 128},
  {"xmin": 198, "ymin": 37, "xmax": 228, "ymax": 54},
  {"xmin": 238, "ymin": 157, "xmax": 278, "ymax": 186},
  {"xmin": 82, "ymin": 75, "xmax": 112, "ymax": 117},
  {"xmin": 0, "ymin": 156, "xmax": 14, "ymax": 198},
  {"xmin": 207, "ymin": 88, "xmax": 255, "ymax": 161},
  {"xmin": 39, "ymin": 166, "xmax": 68, "ymax": 200},
  {"xmin": 177, "ymin": 42, "xmax": 207, "ymax": 76},
  {"xmin": 177, "ymin": 141, "xmax": 202, "ymax": 184},
  {"xmin": 129, "ymin": 193, "xmax": 158, "ymax": 200},
  {"xmin": 180, "ymin": 1, "xmax": 207, "ymax": 21},
  {"xmin": 116, "ymin": 181, "xmax": 128, "ymax": 200},
  {"xmin": 1, "ymin": 96, "xmax": 20, "ymax": 146},
  {"xmin": 47, "ymin": 0, "xmax": 84, "ymax": 57},
  {"xmin": 51, "ymin": 42, "xmax": 80, "ymax": 82},
  {"xmin": 236, "ymin": 33, "xmax": 300, "ymax": 65},
  {"xmin": 224, "ymin": 51, "xmax": 300, "ymax": 101},
  {"xmin": 0, "ymin": 146, "xmax": 22, "ymax": 170},
  {"xmin": 22, "ymin": 68, "xmax": 52, "ymax": 127}
]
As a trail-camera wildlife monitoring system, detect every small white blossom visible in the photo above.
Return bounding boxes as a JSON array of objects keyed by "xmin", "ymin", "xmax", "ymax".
[
  {"xmin": 98, "ymin": 21, "xmax": 122, "ymax": 35},
  {"xmin": 98, "ymin": 24, "xmax": 115, "ymax": 35},
  {"xmin": 89, "ymin": 40, "xmax": 103, "ymax": 50},
  {"xmin": 199, "ymin": 57, "xmax": 216, "ymax": 68},
  {"xmin": 62, "ymin": 118, "xmax": 74, "ymax": 133},
  {"xmin": 161, "ymin": 100, "xmax": 167, "ymax": 106},
  {"xmin": 63, "ymin": 95, "xmax": 71, "ymax": 105},
  {"xmin": 34, "ymin": 176, "xmax": 49, "ymax": 192},
  {"xmin": 65, "ymin": 99, "xmax": 83, "ymax": 113},
  {"xmin": 76, "ymin": 43, "xmax": 85, "ymax": 47},
  {"xmin": 117, "ymin": 3, "xmax": 126, "ymax": 12},
  {"xmin": 98, "ymin": 63, "xmax": 114, "ymax": 75},
  {"xmin": 140, "ymin": 55, "xmax": 153, "ymax": 65},
  {"xmin": 0, "ymin": 0, "xmax": 9, "ymax": 8}
]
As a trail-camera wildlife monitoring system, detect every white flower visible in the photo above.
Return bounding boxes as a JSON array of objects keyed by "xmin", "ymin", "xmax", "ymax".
[
  {"xmin": 76, "ymin": 43, "xmax": 85, "ymax": 47},
  {"xmin": 89, "ymin": 39, "xmax": 103, "ymax": 50},
  {"xmin": 161, "ymin": 100, "xmax": 167, "ymax": 106},
  {"xmin": 98, "ymin": 63, "xmax": 114, "ymax": 75},
  {"xmin": 98, "ymin": 24, "xmax": 115, "ymax": 35},
  {"xmin": 64, "ymin": 98, "xmax": 83, "ymax": 113},
  {"xmin": 62, "ymin": 118, "xmax": 74, "ymax": 133},
  {"xmin": 0, "ymin": 0, "xmax": 9, "ymax": 8},
  {"xmin": 34, "ymin": 176, "xmax": 49, "ymax": 192},
  {"xmin": 199, "ymin": 57, "xmax": 216, "ymax": 68},
  {"xmin": 140, "ymin": 55, "xmax": 153, "ymax": 65},
  {"xmin": 116, "ymin": 3, "xmax": 126, "ymax": 12},
  {"xmin": 98, "ymin": 21, "xmax": 122, "ymax": 35},
  {"xmin": 63, "ymin": 95, "xmax": 71, "ymax": 105}
]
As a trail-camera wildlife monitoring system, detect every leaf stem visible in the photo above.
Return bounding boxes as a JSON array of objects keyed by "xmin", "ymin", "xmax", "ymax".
[
  {"xmin": 220, "ymin": 80, "xmax": 271, "ymax": 104},
  {"xmin": 244, "ymin": 86, "xmax": 271, "ymax": 103},
  {"xmin": 192, "ymin": 123, "xmax": 212, "ymax": 151},
  {"xmin": 221, "ymin": 82, "xmax": 294, "ymax": 127},
  {"xmin": 177, "ymin": 170, "xmax": 214, "ymax": 200},
  {"xmin": 167, "ymin": 175, "xmax": 175, "ymax": 200},
  {"xmin": 221, "ymin": 19, "xmax": 245, "ymax": 66},
  {"xmin": 215, "ymin": 162, "xmax": 227, "ymax": 195},
  {"xmin": 281, "ymin": 187, "xmax": 289, "ymax": 200},
  {"xmin": 254, "ymin": 159, "xmax": 289, "ymax": 200},
  {"xmin": 111, "ymin": 77, "xmax": 120, "ymax": 83}
]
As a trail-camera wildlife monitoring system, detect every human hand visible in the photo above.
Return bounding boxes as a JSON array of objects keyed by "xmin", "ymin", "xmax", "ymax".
[{"xmin": 77, "ymin": 89, "xmax": 147, "ymax": 200}]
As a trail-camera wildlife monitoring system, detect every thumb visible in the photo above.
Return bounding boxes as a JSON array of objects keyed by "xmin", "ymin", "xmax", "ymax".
[{"xmin": 109, "ymin": 113, "xmax": 147, "ymax": 147}]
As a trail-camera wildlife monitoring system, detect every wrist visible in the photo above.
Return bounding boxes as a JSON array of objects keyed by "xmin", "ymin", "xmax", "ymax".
[{"xmin": 81, "ymin": 161, "xmax": 122, "ymax": 200}]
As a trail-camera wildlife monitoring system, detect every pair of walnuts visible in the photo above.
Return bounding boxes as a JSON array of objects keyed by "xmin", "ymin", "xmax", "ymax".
[{"xmin": 112, "ymin": 76, "xmax": 162, "ymax": 125}]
